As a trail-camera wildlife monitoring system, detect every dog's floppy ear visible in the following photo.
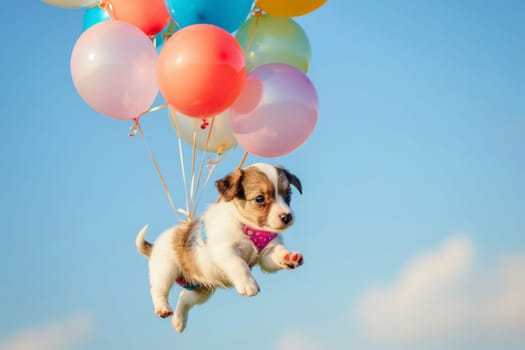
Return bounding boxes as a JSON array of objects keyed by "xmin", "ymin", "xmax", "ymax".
[
  {"xmin": 276, "ymin": 165, "xmax": 302, "ymax": 195},
  {"xmin": 215, "ymin": 168, "xmax": 244, "ymax": 202}
]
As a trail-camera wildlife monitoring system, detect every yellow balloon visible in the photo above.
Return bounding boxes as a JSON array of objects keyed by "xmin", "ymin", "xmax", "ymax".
[
  {"xmin": 256, "ymin": 0, "xmax": 327, "ymax": 17},
  {"xmin": 169, "ymin": 108, "xmax": 237, "ymax": 154},
  {"xmin": 41, "ymin": 0, "xmax": 98, "ymax": 9}
]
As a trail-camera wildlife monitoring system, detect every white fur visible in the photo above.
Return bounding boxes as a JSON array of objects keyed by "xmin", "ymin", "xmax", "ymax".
[{"xmin": 136, "ymin": 163, "xmax": 302, "ymax": 333}]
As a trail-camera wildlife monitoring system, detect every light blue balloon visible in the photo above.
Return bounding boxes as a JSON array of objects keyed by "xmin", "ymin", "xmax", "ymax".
[
  {"xmin": 82, "ymin": 6, "xmax": 110, "ymax": 31},
  {"xmin": 164, "ymin": 0, "xmax": 254, "ymax": 33}
]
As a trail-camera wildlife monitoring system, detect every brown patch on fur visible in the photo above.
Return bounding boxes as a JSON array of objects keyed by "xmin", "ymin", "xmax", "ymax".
[
  {"xmin": 232, "ymin": 167, "xmax": 276, "ymax": 228},
  {"xmin": 138, "ymin": 241, "xmax": 153, "ymax": 257},
  {"xmin": 215, "ymin": 168, "xmax": 244, "ymax": 202},
  {"xmin": 171, "ymin": 221, "xmax": 205, "ymax": 285}
]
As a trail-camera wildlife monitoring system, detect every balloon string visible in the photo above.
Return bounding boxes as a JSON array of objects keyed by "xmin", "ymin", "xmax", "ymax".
[
  {"xmin": 177, "ymin": 134, "xmax": 191, "ymax": 219},
  {"xmin": 237, "ymin": 151, "xmax": 249, "ymax": 169},
  {"xmin": 194, "ymin": 117, "xmax": 215, "ymax": 193},
  {"xmin": 193, "ymin": 145, "xmax": 228, "ymax": 213},
  {"xmin": 134, "ymin": 118, "xmax": 181, "ymax": 221},
  {"xmin": 189, "ymin": 119, "xmax": 198, "ymax": 214},
  {"xmin": 139, "ymin": 103, "xmax": 167, "ymax": 117},
  {"xmin": 244, "ymin": 8, "xmax": 262, "ymax": 55},
  {"xmin": 151, "ymin": 35, "xmax": 157, "ymax": 48},
  {"xmin": 169, "ymin": 112, "xmax": 191, "ymax": 219},
  {"xmin": 191, "ymin": 117, "xmax": 216, "ymax": 217}
]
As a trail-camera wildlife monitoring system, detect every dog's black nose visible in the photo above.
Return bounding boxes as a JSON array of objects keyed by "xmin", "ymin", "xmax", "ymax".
[{"xmin": 280, "ymin": 213, "xmax": 293, "ymax": 225}]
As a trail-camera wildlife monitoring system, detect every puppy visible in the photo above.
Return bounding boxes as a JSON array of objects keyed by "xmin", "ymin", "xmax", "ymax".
[{"xmin": 136, "ymin": 163, "xmax": 304, "ymax": 332}]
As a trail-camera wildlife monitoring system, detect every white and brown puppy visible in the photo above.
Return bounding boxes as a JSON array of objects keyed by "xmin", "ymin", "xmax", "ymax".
[{"xmin": 136, "ymin": 163, "xmax": 303, "ymax": 333}]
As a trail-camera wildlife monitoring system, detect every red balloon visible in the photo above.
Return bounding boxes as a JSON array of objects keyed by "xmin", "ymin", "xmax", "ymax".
[
  {"xmin": 104, "ymin": 0, "xmax": 170, "ymax": 36},
  {"xmin": 157, "ymin": 24, "xmax": 246, "ymax": 118}
]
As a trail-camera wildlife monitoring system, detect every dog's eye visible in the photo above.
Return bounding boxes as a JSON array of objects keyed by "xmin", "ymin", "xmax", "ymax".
[{"xmin": 254, "ymin": 195, "xmax": 265, "ymax": 204}]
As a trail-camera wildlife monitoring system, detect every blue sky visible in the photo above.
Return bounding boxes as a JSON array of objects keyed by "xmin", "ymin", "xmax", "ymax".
[{"xmin": 1, "ymin": 1, "xmax": 524, "ymax": 349}]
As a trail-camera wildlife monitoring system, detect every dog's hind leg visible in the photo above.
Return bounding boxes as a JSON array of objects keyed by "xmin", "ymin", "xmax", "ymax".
[
  {"xmin": 148, "ymin": 258, "xmax": 179, "ymax": 318},
  {"xmin": 172, "ymin": 288, "xmax": 215, "ymax": 333}
]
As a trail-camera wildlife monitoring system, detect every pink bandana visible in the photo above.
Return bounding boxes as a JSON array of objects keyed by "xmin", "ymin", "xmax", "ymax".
[{"xmin": 242, "ymin": 225, "xmax": 278, "ymax": 252}]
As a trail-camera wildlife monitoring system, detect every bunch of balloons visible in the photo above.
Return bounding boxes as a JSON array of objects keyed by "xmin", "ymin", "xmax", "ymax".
[{"xmin": 43, "ymin": 0, "xmax": 325, "ymax": 158}]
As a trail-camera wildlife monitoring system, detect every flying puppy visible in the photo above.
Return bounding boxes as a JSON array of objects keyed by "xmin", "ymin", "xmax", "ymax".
[{"xmin": 136, "ymin": 163, "xmax": 304, "ymax": 333}]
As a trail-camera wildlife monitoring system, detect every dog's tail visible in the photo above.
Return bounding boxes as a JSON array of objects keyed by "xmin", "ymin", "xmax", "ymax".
[{"xmin": 136, "ymin": 224, "xmax": 153, "ymax": 258}]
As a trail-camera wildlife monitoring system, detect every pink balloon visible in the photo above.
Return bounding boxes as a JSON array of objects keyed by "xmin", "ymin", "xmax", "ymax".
[
  {"xmin": 230, "ymin": 63, "xmax": 318, "ymax": 157},
  {"xmin": 71, "ymin": 21, "xmax": 159, "ymax": 120}
]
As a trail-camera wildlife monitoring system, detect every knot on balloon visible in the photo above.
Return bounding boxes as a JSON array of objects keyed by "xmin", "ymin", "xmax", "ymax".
[
  {"xmin": 252, "ymin": 7, "xmax": 264, "ymax": 17},
  {"xmin": 200, "ymin": 119, "xmax": 209, "ymax": 130},
  {"xmin": 128, "ymin": 119, "xmax": 140, "ymax": 137}
]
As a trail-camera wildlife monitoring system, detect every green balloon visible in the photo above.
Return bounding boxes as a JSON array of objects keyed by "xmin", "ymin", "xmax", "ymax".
[{"xmin": 235, "ymin": 14, "xmax": 311, "ymax": 73}]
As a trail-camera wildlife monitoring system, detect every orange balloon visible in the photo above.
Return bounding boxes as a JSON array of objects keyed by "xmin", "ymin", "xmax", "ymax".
[
  {"xmin": 158, "ymin": 24, "xmax": 246, "ymax": 118},
  {"xmin": 104, "ymin": 0, "xmax": 170, "ymax": 36},
  {"xmin": 256, "ymin": 0, "xmax": 327, "ymax": 17}
]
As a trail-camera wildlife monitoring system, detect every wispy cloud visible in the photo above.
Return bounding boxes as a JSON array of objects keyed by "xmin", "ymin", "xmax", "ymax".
[
  {"xmin": 354, "ymin": 236, "xmax": 525, "ymax": 345},
  {"xmin": 273, "ymin": 236, "xmax": 525, "ymax": 350},
  {"xmin": 273, "ymin": 330, "xmax": 325, "ymax": 350},
  {"xmin": 0, "ymin": 312, "xmax": 95, "ymax": 350}
]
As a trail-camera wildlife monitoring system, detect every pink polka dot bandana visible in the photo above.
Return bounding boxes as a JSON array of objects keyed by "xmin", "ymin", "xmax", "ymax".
[{"xmin": 242, "ymin": 225, "xmax": 277, "ymax": 252}]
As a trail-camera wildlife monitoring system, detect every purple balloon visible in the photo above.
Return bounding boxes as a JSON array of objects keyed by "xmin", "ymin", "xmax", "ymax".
[{"xmin": 230, "ymin": 63, "xmax": 318, "ymax": 157}]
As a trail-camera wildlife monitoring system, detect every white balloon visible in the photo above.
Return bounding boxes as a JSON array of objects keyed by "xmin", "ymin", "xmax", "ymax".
[
  {"xmin": 169, "ymin": 108, "xmax": 237, "ymax": 154},
  {"xmin": 41, "ymin": 0, "xmax": 98, "ymax": 9}
]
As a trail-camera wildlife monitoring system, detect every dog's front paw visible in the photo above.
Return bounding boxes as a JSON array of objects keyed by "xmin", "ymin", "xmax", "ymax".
[
  {"xmin": 235, "ymin": 277, "xmax": 260, "ymax": 297},
  {"xmin": 155, "ymin": 306, "xmax": 173, "ymax": 318},
  {"xmin": 281, "ymin": 252, "xmax": 303, "ymax": 270}
]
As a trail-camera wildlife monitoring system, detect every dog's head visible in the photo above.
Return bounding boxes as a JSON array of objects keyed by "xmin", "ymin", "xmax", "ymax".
[{"xmin": 216, "ymin": 163, "xmax": 302, "ymax": 232}]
